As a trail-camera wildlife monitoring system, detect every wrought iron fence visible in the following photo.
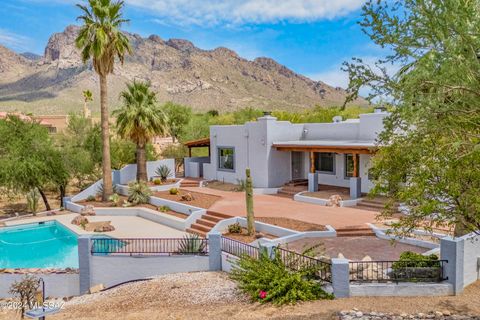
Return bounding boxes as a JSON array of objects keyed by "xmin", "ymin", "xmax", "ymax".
[
  {"xmin": 349, "ymin": 260, "xmax": 448, "ymax": 283},
  {"xmin": 221, "ymin": 237, "xmax": 260, "ymax": 259},
  {"xmin": 275, "ymin": 247, "xmax": 332, "ymax": 283},
  {"xmin": 91, "ymin": 238, "xmax": 209, "ymax": 256}
]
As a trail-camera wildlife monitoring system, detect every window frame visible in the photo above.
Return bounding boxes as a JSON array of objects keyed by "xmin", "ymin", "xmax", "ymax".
[
  {"xmin": 315, "ymin": 152, "xmax": 336, "ymax": 175},
  {"xmin": 217, "ymin": 146, "xmax": 236, "ymax": 172}
]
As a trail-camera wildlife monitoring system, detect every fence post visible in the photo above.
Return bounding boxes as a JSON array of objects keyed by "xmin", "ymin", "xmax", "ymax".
[
  {"xmin": 78, "ymin": 235, "xmax": 92, "ymax": 294},
  {"xmin": 207, "ymin": 231, "xmax": 222, "ymax": 271},
  {"xmin": 331, "ymin": 258, "xmax": 350, "ymax": 298},
  {"xmin": 440, "ymin": 236, "xmax": 465, "ymax": 295}
]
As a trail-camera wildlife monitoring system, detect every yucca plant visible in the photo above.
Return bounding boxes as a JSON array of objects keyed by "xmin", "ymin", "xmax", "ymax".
[
  {"xmin": 177, "ymin": 234, "xmax": 207, "ymax": 255},
  {"xmin": 127, "ymin": 181, "xmax": 151, "ymax": 205},
  {"xmin": 26, "ymin": 188, "xmax": 40, "ymax": 215},
  {"xmin": 96, "ymin": 182, "xmax": 117, "ymax": 197},
  {"xmin": 155, "ymin": 164, "xmax": 172, "ymax": 182}
]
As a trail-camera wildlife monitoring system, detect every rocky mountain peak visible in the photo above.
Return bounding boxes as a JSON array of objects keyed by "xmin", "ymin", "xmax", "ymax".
[
  {"xmin": 44, "ymin": 25, "xmax": 81, "ymax": 63},
  {"xmin": 254, "ymin": 57, "xmax": 296, "ymax": 79},
  {"xmin": 165, "ymin": 39, "xmax": 198, "ymax": 53}
]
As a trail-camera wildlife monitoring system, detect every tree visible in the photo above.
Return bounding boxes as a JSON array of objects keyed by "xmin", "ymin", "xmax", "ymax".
[
  {"xmin": 82, "ymin": 89, "xmax": 93, "ymax": 118},
  {"xmin": 343, "ymin": 0, "xmax": 480, "ymax": 235},
  {"xmin": 114, "ymin": 81, "xmax": 167, "ymax": 181},
  {"xmin": 0, "ymin": 115, "xmax": 68, "ymax": 211},
  {"xmin": 76, "ymin": 0, "xmax": 132, "ymax": 201},
  {"xmin": 162, "ymin": 102, "xmax": 192, "ymax": 143}
]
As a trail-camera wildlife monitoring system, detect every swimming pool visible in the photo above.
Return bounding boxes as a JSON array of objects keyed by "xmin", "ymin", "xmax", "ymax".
[{"xmin": 0, "ymin": 221, "xmax": 78, "ymax": 269}]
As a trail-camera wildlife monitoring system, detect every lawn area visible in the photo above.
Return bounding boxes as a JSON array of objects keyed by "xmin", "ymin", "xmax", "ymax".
[{"xmin": 1, "ymin": 272, "xmax": 478, "ymax": 320}]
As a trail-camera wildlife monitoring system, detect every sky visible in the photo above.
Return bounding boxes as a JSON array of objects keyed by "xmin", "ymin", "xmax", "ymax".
[{"xmin": 0, "ymin": 0, "xmax": 383, "ymax": 89}]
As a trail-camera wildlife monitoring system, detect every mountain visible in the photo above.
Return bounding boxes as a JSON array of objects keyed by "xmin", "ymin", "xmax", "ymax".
[{"xmin": 0, "ymin": 25, "xmax": 367, "ymax": 115}]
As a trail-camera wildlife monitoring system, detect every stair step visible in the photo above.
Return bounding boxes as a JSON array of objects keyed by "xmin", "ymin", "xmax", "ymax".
[
  {"xmin": 186, "ymin": 228, "xmax": 207, "ymax": 237},
  {"xmin": 337, "ymin": 232, "xmax": 376, "ymax": 237},
  {"xmin": 206, "ymin": 211, "xmax": 231, "ymax": 219},
  {"xmin": 337, "ymin": 227, "xmax": 373, "ymax": 232},
  {"xmin": 190, "ymin": 223, "xmax": 210, "ymax": 233},
  {"xmin": 196, "ymin": 219, "xmax": 216, "ymax": 228},
  {"xmin": 203, "ymin": 215, "xmax": 223, "ymax": 223}
]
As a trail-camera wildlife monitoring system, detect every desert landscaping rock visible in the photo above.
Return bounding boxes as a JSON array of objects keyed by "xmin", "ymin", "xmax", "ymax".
[{"xmin": 338, "ymin": 310, "xmax": 480, "ymax": 320}]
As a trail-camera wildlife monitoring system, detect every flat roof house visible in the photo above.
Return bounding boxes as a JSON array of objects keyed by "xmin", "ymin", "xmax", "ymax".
[{"xmin": 186, "ymin": 110, "xmax": 389, "ymax": 199}]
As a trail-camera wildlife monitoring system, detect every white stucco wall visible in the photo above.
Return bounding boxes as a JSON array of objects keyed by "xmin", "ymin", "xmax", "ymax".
[
  {"xmin": 461, "ymin": 233, "xmax": 480, "ymax": 287},
  {"xmin": 90, "ymin": 255, "xmax": 209, "ymax": 288},
  {"xmin": 0, "ymin": 273, "xmax": 79, "ymax": 298},
  {"xmin": 204, "ymin": 112, "xmax": 387, "ymax": 189}
]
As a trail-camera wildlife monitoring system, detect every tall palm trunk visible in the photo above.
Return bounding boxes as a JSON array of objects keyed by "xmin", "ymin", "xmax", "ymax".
[
  {"xmin": 100, "ymin": 74, "xmax": 113, "ymax": 201},
  {"xmin": 136, "ymin": 142, "xmax": 147, "ymax": 182}
]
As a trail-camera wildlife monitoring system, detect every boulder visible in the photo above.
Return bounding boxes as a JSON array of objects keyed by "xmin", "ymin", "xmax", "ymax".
[
  {"xmin": 327, "ymin": 195, "xmax": 343, "ymax": 207},
  {"xmin": 181, "ymin": 193, "xmax": 195, "ymax": 201},
  {"xmin": 89, "ymin": 283, "xmax": 104, "ymax": 294},
  {"xmin": 81, "ymin": 205, "xmax": 96, "ymax": 216},
  {"xmin": 71, "ymin": 215, "xmax": 89, "ymax": 227}
]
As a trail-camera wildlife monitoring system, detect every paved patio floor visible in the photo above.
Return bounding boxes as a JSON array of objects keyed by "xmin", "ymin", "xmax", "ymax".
[
  {"xmin": 5, "ymin": 213, "xmax": 186, "ymax": 238},
  {"xmin": 184, "ymin": 187, "xmax": 379, "ymax": 229}
]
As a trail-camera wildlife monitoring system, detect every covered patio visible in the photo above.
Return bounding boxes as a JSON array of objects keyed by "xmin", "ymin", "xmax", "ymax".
[{"xmin": 273, "ymin": 140, "xmax": 377, "ymax": 200}]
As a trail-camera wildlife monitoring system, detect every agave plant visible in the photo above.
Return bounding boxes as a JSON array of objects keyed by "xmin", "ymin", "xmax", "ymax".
[
  {"xmin": 155, "ymin": 164, "xmax": 172, "ymax": 182},
  {"xmin": 177, "ymin": 234, "xmax": 207, "ymax": 255},
  {"xmin": 127, "ymin": 181, "xmax": 152, "ymax": 205},
  {"xmin": 96, "ymin": 182, "xmax": 117, "ymax": 198}
]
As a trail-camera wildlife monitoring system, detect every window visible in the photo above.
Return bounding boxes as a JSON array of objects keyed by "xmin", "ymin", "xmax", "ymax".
[
  {"xmin": 315, "ymin": 152, "xmax": 335, "ymax": 174},
  {"xmin": 345, "ymin": 154, "xmax": 358, "ymax": 178},
  {"xmin": 218, "ymin": 147, "xmax": 235, "ymax": 171}
]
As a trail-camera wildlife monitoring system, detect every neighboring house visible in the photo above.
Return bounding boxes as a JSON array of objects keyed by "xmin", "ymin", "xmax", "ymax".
[
  {"xmin": 186, "ymin": 110, "xmax": 389, "ymax": 199},
  {"xmin": 0, "ymin": 112, "xmax": 58, "ymax": 133}
]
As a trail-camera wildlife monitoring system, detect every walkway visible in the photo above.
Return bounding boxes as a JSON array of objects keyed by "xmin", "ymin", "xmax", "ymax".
[{"xmin": 183, "ymin": 187, "xmax": 379, "ymax": 229}]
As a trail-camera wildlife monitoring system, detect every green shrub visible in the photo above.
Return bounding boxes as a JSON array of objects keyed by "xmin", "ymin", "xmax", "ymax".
[
  {"xmin": 177, "ymin": 234, "xmax": 207, "ymax": 254},
  {"xmin": 108, "ymin": 193, "xmax": 120, "ymax": 206},
  {"xmin": 86, "ymin": 195, "xmax": 96, "ymax": 202},
  {"xmin": 230, "ymin": 248, "xmax": 333, "ymax": 305},
  {"xmin": 158, "ymin": 205, "xmax": 171, "ymax": 213},
  {"xmin": 155, "ymin": 164, "xmax": 172, "ymax": 182},
  {"xmin": 127, "ymin": 181, "xmax": 152, "ymax": 205},
  {"xmin": 228, "ymin": 222, "xmax": 242, "ymax": 234},
  {"xmin": 153, "ymin": 178, "xmax": 162, "ymax": 185},
  {"xmin": 169, "ymin": 187, "xmax": 179, "ymax": 195},
  {"xmin": 392, "ymin": 251, "xmax": 440, "ymax": 269}
]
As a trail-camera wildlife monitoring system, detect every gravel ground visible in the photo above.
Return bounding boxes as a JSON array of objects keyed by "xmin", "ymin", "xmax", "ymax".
[
  {"xmin": 339, "ymin": 309, "xmax": 479, "ymax": 320},
  {"xmin": 1, "ymin": 272, "xmax": 479, "ymax": 320}
]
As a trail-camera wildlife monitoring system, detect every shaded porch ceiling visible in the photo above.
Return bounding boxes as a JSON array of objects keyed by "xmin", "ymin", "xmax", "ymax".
[{"xmin": 272, "ymin": 140, "xmax": 377, "ymax": 154}]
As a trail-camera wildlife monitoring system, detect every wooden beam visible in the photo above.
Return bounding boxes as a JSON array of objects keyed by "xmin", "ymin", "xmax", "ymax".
[
  {"xmin": 353, "ymin": 154, "xmax": 359, "ymax": 177},
  {"xmin": 188, "ymin": 147, "xmax": 192, "ymax": 158},
  {"xmin": 309, "ymin": 152, "xmax": 315, "ymax": 173},
  {"xmin": 276, "ymin": 146, "xmax": 373, "ymax": 154}
]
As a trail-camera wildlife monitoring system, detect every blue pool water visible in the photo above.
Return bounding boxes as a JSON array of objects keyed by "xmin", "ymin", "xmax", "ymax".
[{"xmin": 0, "ymin": 221, "xmax": 79, "ymax": 269}]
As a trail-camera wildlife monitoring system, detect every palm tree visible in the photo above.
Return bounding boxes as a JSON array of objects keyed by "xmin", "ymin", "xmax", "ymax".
[
  {"xmin": 75, "ymin": 0, "xmax": 132, "ymax": 201},
  {"xmin": 114, "ymin": 81, "xmax": 168, "ymax": 181},
  {"xmin": 82, "ymin": 90, "xmax": 93, "ymax": 118}
]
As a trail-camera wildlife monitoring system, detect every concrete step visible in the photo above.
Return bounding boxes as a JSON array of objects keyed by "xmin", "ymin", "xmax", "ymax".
[
  {"xmin": 189, "ymin": 223, "xmax": 210, "ymax": 233},
  {"xmin": 186, "ymin": 228, "xmax": 207, "ymax": 237},
  {"xmin": 203, "ymin": 215, "xmax": 223, "ymax": 223},
  {"xmin": 337, "ymin": 231, "xmax": 376, "ymax": 237},
  {"xmin": 206, "ymin": 211, "xmax": 231, "ymax": 219},
  {"xmin": 196, "ymin": 219, "xmax": 216, "ymax": 228}
]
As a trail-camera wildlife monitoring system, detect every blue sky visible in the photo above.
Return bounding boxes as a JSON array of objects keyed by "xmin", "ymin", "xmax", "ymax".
[{"xmin": 0, "ymin": 0, "xmax": 382, "ymax": 89}]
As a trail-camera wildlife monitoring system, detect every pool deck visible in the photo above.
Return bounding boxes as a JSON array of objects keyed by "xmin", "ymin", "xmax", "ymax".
[{"xmin": 3, "ymin": 212, "xmax": 186, "ymax": 238}]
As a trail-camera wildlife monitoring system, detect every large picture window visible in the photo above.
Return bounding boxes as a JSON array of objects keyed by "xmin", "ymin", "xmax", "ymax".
[
  {"xmin": 315, "ymin": 152, "xmax": 335, "ymax": 174},
  {"xmin": 218, "ymin": 147, "xmax": 235, "ymax": 171}
]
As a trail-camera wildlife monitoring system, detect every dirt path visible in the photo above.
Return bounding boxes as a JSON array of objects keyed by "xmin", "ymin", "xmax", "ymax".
[{"xmin": 1, "ymin": 272, "xmax": 478, "ymax": 320}]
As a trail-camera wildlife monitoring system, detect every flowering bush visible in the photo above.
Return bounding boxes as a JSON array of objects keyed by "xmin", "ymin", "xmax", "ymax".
[{"xmin": 230, "ymin": 248, "xmax": 333, "ymax": 305}]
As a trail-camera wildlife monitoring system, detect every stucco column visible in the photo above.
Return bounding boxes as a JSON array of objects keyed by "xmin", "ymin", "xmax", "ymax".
[
  {"xmin": 440, "ymin": 236, "xmax": 465, "ymax": 295},
  {"xmin": 308, "ymin": 173, "xmax": 318, "ymax": 192},
  {"xmin": 62, "ymin": 196, "xmax": 72, "ymax": 209},
  {"xmin": 112, "ymin": 170, "xmax": 121, "ymax": 186},
  {"xmin": 259, "ymin": 243, "xmax": 277, "ymax": 260},
  {"xmin": 207, "ymin": 231, "xmax": 222, "ymax": 271},
  {"xmin": 331, "ymin": 258, "xmax": 350, "ymax": 298},
  {"xmin": 78, "ymin": 235, "xmax": 92, "ymax": 294},
  {"xmin": 349, "ymin": 177, "xmax": 361, "ymax": 199}
]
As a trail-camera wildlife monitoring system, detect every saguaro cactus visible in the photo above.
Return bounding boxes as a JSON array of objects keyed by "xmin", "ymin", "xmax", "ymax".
[{"xmin": 245, "ymin": 168, "xmax": 255, "ymax": 236}]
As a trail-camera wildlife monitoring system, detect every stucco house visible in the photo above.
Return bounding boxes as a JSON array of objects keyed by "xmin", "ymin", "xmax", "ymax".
[{"xmin": 184, "ymin": 110, "xmax": 389, "ymax": 199}]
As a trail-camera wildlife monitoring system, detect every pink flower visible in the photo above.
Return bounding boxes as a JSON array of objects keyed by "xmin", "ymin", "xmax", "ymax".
[{"xmin": 259, "ymin": 290, "xmax": 267, "ymax": 299}]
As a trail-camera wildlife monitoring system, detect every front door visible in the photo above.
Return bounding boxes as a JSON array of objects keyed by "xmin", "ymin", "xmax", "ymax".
[{"xmin": 291, "ymin": 152, "xmax": 304, "ymax": 180}]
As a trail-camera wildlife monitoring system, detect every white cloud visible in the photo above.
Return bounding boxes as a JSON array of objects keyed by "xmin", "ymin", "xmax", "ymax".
[
  {"xmin": 126, "ymin": 0, "xmax": 365, "ymax": 26},
  {"xmin": 0, "ymin": 29, "xmax": 31, "ymax": 51}
]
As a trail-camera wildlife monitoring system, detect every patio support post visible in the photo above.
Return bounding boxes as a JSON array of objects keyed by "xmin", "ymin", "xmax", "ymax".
[
  {"xmin": 78, "ymin": 235, "xmax": 92, "ymax": 294},
  {"xmin": 440, "ymin": 236, "xmax": 465, "ymax": 295},
  {"xmin": 331, "ymin": 258, "xmax": 350, "ymax": 298},
  {"xmin": 349, "ymin": 154, "xmax": 361, "ymax": 199},
  {"xmin": 207, "ymin": 231, "xmax": 222, "ymax": 271},
  {"xmin": 308, "ymin": 152, "xmax": 319, "ymax": 192}
]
